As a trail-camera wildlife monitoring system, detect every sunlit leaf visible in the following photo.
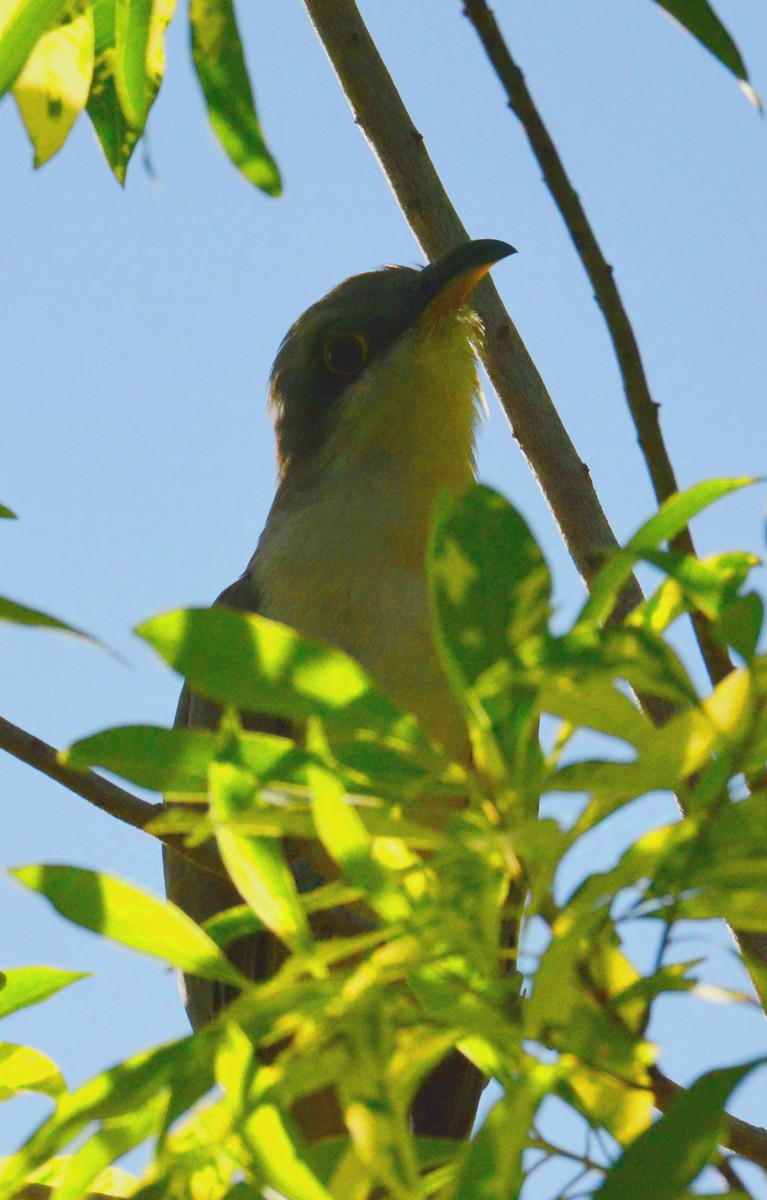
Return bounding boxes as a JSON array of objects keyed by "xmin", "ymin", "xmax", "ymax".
[
  {"xmin": 0, "ymin": 966, "xmax": 88, "ymax": 1019},
  {"xmin": 582, "ymin": 478, "xmax": 755, "ymax": 624},
  {"xmin": 0, "ymin": 1032, "xmax": 216, "ymax": 1195},
  {"xmin": 0, "ymin": 0, "xmax": 68, "ymax": 95},
  {"xmin": 242, "ymin": 1100, "xmax": 334, "ymax": 1200},
  {"xmin": 11, "ymin": 865, "xmax": 247, "ymax": 987},
  {"xmin": 190, "ymin": 0, "xmax": 280, "ymax": 194},
  {"xmin": 0, "ymin": 1042, "xmax": 66, "ymax": 1102},
  {"xmin": 114, "ymin": 0, "xmax": 174, "ymax": 131},
  {"xmin": 137, "ymin": 607, "xmax": 424, "ymax": 745},
  {"xmin": 596, "ymin": 1059, "xmax": 763, "ymax": 1198},
  {"xmin": 12, "ymin": 0, "xmax": 93, "ymax": 166},
  {"xmin": 64, "ymin": 723, "xmax": 309, "ymax": 793},
  {"xmin": 210, "ymin": 762, "xmax": 314, "ymax": 954},
  {"xmin": 430, "ymin": 484, "xmax": 551, "ymax": 690}
]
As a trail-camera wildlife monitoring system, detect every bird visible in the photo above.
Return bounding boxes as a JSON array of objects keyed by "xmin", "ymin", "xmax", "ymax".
[{"xmin": 163, "ymin": 238, "xmax": 516, "ymax": 1144}]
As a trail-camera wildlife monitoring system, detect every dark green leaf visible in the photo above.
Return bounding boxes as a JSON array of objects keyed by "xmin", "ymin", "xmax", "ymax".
[
  {"xmin": 596, "ymin": 1059, "xmax": 763, "ymax": 1199},
  {"xmin": 0, "ymin": 966, "xmax": 88, "ymax": 1019},
  {"xmin": 0, "ymin": 595, "xmax": 96, "ymax": 641},
  {"xmin": 11, "ymin": 865, "xmax": 247, "ymax": 987},
  {"xmin": 137, "ymin": 607, "xmax": 424, "ymax": 745},
  {"xmin": 190, "ymin": 0, "xmax": 280, "ymax": 194},
  {"xmin": 652, "ymin": 1, "xmax": 755, "ymax": 95},
  {"xmin": 0, "ymin": 0, "xmax": 68, "ymax": 95},
  {"xmin": 0, "ymin": 503, "xmax": 17, "ymax": 519},
  {"xmin": 86, "ymin": 0, "xmax": 139, "ymax": 183}
]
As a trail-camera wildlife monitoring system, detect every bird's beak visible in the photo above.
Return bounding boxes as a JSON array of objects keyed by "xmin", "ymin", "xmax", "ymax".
[{"xmin": 415, "ymin": 238, "xmax": 516, "ymax": 328}]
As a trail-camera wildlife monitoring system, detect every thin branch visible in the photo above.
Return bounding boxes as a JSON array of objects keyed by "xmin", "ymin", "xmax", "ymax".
[
  {"xmin": 300, "ymin": 0, "xmax": 643, "ymax": 618},
  {"xmin": 461, "ymin": 0, "xmax": 733, "ymax": 689},
  {"xmin": 0, "ymin": 714, "xmax": 226, "ymax": 881},
  {"xmin": 651, "ymin": 1066, "xmax": 767, "ymax": 1169}
]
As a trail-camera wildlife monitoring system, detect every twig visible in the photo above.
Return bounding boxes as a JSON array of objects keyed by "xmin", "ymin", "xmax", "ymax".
[
  {"xmin": 0, "ymin": 714, "xmax": 226, "ymax": 881},
  {"xmin": 651, "ymin": 1065, "xmax": 767, "ymax": 1169},
  {"xmin": 460, "ymin": 0, "xmax": 733, "ymax": 689}
]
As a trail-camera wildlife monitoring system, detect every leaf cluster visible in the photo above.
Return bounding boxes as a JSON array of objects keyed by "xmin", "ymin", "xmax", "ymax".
[
  {"xmin": 0, "ymin": 0, "xmax": 757, "ymax": 186},
  {"xmin": 2, "ymin": 480, "xmax": 766, "ymax": 1198}
]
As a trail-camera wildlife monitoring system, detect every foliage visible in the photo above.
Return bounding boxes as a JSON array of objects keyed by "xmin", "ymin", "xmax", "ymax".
[
  {"xmin": 0, "ymin": 0, "xmax": 757, "ymax": 186},
  {"xmin": 2, "ymin": 480, "xmax": 766, "ymax": 1198}
]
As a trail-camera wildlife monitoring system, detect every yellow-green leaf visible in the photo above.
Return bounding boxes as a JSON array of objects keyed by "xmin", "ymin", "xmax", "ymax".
[
  {"xmin": 12, "ymin": 0, "xmax": 93, "ymax": 166},
  {"xmin": 0, "ymin": 966, "xmax": 88, "ymax": 1019},
  {"xmin": 0, "ymin": 0, "xmax": 68, "ymax": 95},
  {"xmin": 114, "ymin": 0, "xmax": 174, "ymax": 130},
  {"xmin": 209, "ymin": 762, "xmax": 314, "ymax": 955},
  {"xmin": 0, "ymin": 1042, "xmax": 66, "ymax": 1102},
  {"xmin": 11, "ymin": 864, "xmax": 247, "ymax": 988}
]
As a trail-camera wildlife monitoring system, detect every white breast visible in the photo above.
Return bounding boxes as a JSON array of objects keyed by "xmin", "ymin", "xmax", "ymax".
[{"xmin": 250, "ymin": 469, "xmax": 468, "ymax": 760}]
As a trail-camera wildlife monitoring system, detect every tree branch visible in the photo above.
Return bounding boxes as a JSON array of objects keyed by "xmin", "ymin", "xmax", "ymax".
[
  {"xmin": 460, "ymin": 0, "xmax": 733, "ymax": 689},
  {"xmin": 651, "ymin": 1065, "xmax": 767, "ymax": 1169},
  {"xmin": 0, "ymin": 714, "xmax": 226, "ymax": 881},
  {"xmin": 300, "ymin": 0, "xmax": 643, "ymax": 619}
]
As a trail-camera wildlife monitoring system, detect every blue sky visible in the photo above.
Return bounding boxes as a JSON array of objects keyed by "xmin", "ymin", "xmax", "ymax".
[{"xmin": 2, "ymin": 0, "xmax": 766, "ymax": 1192}]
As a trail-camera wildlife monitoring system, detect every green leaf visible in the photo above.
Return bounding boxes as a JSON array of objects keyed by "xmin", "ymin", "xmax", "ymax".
[
  {"xmin": 114, "ymin": 0, "xmax": 174, "ymax": 131},
  {"xmin": 11, "ymin": 865, "xmax": 247, "ymax": 988},
  {"xmin": 450, "ymin": 1062, "xmax": 549, "ymax": 1200},
  {"xmin": 242, "ymin": 1101, "xmax": 334, "ymax": 1200},
  {"xmin": 0, "ymin": 0, "xmax": 68, "ymax": 95},
  {"xmin": 86, "ymin": 0, "xmax": 138, "ymax": 183},
  {"xmin": 190, "ymin": 0, "xmax": 280, "ymax": 194},
  {"xmin": 64, "ymin": 723, "xmax": 309, "ymax": 793},
  {"xmin": 652, "ymin": 0, "xmax": 759, "ymax": 102},
  {"xmin": 430, "ymin": 484, "xmax": 551, "ymax": 693},
  {"xmin": 12, "ymin": 0, "xmax": 94, "ymax": 166},
  {"xmin": 596, "ymin": 1059, "xmax": 764, "ymax": 1199},
  {"xmin": 716, "ymin": 592, "xmax": 764, "ymax": 663},
  {"xmin": 137, "ymin": 607, "xmax": 423, "ymax": 744},
  {"xmin": 0, "ymin": 595, "xmax": 97, "ymax": 640},
  {"xmin": 0, "ymin": 503, "xmax": 17, "ymax": 519},
  {"xmin": 209, "ymin": 762, "xmax": 314, "ymax": 954},
  {"xmin": 582, "ymin": 478, "xmax": 756, "ymax": 625},
  {"xmin": 0, "ymin": 1032, "xmax": 216, "ymax": 1196},
  {"xmin": 0, "ymin": 966, "xmax": 87, "ymax": 1019},
  {"xmin": 0, "ymin": 1042, "xmax": 66, "ymax": 1102}
]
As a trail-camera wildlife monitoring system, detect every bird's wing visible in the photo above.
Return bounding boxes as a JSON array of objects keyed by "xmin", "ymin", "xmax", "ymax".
[
  {"xmin": 162, "ymin": 574, "xmax": 486, "ymax": 1141},
  {"xmin": 162, "ymin": 574, "xmax": 290, "ymax": 1028}
]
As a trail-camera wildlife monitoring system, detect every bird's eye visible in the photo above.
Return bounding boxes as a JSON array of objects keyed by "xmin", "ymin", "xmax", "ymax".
[{"xmin": 323, "ymin": 332, "xmax": 368, "ymax": 376}]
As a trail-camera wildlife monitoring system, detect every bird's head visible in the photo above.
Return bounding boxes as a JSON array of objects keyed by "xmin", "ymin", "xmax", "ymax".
[{"xmin": 268, "ymin": 239, "xmax": 515, "ymax": 492}]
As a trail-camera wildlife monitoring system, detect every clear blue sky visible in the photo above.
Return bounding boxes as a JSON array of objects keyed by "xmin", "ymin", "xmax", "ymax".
[{"xmin": 2, "ymin": 0, "xmax": 766, "ymax": 1193}]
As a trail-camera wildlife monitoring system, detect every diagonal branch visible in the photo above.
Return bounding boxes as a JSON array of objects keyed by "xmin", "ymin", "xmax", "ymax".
[
  {"xmin": 651, "ymin": 1066, "xmax": 767, "ymax": 1169},
  {"xmin": 0, "ymin": 714, "xmax": 227, "ymax": 881},
  {"xmin": 301, "ymin": 0, "xmax": 642, "ymax": 618},
  {"xmin": 461, "ymin": 0, "xmax": 733, "ymax": 688}
]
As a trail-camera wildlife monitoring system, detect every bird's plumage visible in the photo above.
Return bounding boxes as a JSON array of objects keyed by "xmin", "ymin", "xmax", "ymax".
[{"xmin": 163, "ymin": 240, "xmax": 515, "ymax": 1144}]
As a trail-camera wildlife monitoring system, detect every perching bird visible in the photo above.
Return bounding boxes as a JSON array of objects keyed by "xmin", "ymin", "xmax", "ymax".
[{"xmin": 163, "ymin": 238, "xmax": 516, "ymax": 1143}]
